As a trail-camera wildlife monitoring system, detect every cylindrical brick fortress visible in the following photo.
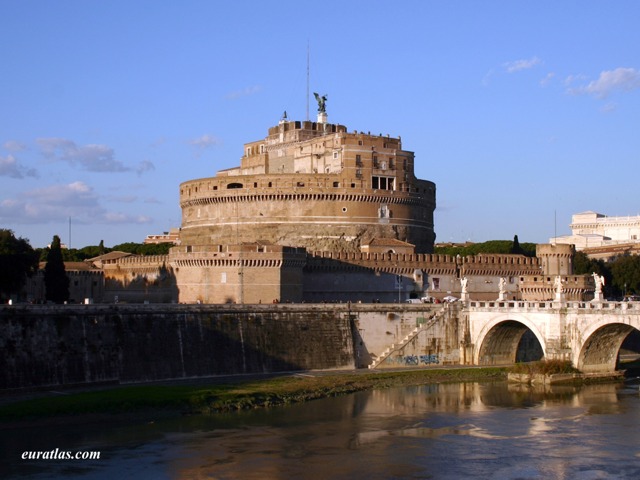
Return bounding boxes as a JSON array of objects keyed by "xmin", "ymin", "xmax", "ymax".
[{"xmin": 179, "ymin": 118, "xmax": 436, "ymax": 253}]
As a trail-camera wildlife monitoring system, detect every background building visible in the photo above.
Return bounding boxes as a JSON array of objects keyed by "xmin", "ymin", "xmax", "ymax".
[{"xmin": 551, "ymin": 211, "xmax": 640, "ymax": 260}]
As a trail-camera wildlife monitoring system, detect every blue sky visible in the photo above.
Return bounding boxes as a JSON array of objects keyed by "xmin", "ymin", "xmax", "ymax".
[{"xmin": 1, "ymin": 1, "xmax": 639, "ymax": 248}]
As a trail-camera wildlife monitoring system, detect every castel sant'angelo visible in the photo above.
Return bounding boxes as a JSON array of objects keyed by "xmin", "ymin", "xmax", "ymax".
[{"xmin": 62, "ymin": 96, "xmax": 596, "ymax": 305}]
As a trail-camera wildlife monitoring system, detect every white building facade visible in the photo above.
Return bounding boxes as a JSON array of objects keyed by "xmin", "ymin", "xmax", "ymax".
[{"xmin": 551, "ymin": 211, "xmax": 640, "ymax": 250}]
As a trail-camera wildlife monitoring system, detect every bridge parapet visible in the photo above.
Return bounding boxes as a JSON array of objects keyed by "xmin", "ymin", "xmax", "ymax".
[{"xmin": 466, "ymin": 300, "xmax": 640, "ymax": 314}]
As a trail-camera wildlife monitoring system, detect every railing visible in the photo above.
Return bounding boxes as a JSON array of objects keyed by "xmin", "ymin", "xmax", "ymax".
[{"xmin": 467, "ymin": 300, "xmax": 640, "ymax": 312}]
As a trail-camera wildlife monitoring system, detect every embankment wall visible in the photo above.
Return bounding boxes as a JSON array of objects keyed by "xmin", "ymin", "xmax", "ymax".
[
  {"xmin": 0, "ymin": 303, "xmax": 460, "ymax": 390},
  {"xmin": 0, "ymin": 304, "xmax": 357, "ymax": 390}
]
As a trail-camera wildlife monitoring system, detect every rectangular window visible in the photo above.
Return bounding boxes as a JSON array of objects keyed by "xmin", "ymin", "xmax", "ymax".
[{"xmin": 372, "ymin": 176, "xmax": 395, "ymax": 191}]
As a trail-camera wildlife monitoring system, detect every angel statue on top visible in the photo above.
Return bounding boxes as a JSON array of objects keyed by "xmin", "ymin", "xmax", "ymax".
[{"xmin": 314, "ymin": 92, "xmax": 327, "ymax": 113}]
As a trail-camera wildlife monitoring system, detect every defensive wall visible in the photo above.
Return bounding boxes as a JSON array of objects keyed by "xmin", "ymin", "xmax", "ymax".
[
  {"xmin": 3, "ymin": 300, "xmax": 639, "ymax": 390},
  {"xmin": 0, "ymin": 303, "xmax": 455, "ymax": 390},
  {"xmin": 178, "ymin": 117, "xmax": 436, "ymax": 253}
]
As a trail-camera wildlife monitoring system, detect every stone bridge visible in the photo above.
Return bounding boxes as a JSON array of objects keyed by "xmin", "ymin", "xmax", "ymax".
[{"xmin": 463, "ymin": 300, "xmax": 640, "ymax": 373}]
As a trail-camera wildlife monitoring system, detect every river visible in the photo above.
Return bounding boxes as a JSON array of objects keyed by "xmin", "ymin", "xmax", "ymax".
[{"xmin": 2, "ymin": 379, "xmax": 640, "ymax": 479}]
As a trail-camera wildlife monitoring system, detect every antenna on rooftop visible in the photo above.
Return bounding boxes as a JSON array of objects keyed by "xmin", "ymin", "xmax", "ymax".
[{"xmin": 306, "ymin": 40, "xmax": 310, "ymax": 121}]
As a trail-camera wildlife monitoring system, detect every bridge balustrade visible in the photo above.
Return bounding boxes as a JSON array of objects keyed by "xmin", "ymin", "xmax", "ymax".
[{"xmin": 467, "ymin": 300, "xmax": 640, "ymax": 312}]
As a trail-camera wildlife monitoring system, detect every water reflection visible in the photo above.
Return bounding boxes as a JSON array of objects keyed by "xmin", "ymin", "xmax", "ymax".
[{"xmin": 3, "ymin": 380, "xmax": 640, "ymax": 479}]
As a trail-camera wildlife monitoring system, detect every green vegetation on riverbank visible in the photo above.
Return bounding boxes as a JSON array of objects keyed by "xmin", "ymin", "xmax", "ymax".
[
  {"xmin": 0, "ymin": 367, "xmax": 506, "ymax": 422},
  {"xmin": 508, "ymin": 360, "xmax": 580, "ymax": 375}
]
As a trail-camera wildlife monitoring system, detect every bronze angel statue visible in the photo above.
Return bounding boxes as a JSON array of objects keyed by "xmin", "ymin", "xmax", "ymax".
[{"xmin": 314, "ymin": 92, "xmax": 327, "ymax": 113}]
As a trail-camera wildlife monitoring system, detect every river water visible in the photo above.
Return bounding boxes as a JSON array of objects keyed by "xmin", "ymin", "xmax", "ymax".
[{"xmin": 3, "ymin": 379, "xmax": 640, "ymax": 479}]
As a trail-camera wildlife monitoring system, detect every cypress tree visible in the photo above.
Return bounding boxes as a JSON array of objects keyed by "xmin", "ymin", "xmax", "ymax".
[
  {"xmin": 44, "ymin": 235, "xmax": 70, "ymax": 303},
  {"xmin": 511, "ymin": 235, "xmax": 524, "ymax": 255}
]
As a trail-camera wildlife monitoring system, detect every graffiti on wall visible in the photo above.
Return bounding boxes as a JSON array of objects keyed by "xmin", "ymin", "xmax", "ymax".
[{"xmin": 385, "ymin": 354, "xmax": 440, "ymax": 366}]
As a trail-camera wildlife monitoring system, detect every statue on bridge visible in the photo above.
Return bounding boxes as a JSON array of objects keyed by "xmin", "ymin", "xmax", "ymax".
[
  {"xmin": 592, "ymin": 272, "xmax": 605, "ymax": 294},
  {"xmin": 460, "ymin": 277, "xmax": 468, "ymax": 294},
  {"xmin": 497, "ymin": 277, "xmax": 507, "ymax": 301},
  {"xmin": 554, "ymin": 276, "xmax": 563, "ymax": 294},
  {"xmin": 460, "ymin": 276, "xmax": 469, "ymax": 302}
]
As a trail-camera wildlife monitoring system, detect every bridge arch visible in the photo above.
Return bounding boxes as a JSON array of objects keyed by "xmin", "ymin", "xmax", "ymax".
[
  {"xmin": 474, "ymin": 315, "xmax": 546, "ymax": 366},
  {"xmin": 576, "ymin": 322, "xmax": 640, "ymax": 373}
]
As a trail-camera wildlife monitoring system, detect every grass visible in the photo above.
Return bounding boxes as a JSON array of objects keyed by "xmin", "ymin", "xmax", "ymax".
[
  {"xmin": 0, "ymin": 367, "xmax": 507, "ymax": 422},
  {"xmin": 508, "ymin": 359, "xmax": 580, "ymax": 375}
]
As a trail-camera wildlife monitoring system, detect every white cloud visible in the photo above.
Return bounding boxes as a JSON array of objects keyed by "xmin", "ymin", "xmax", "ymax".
[
  {"xmin": 0, "ymin": 154, "xmax": 38, "ymax": 179},
  {"xmin": 504, "ymin": 56, "xmax": 541, "ymax": 73},
  {"xmin": 225, "ymin": 85, "xmax": 262, "ymax": 100},
  {"xmin": 568, "ymin": 67, "xmax": 640, "ymax": 98},
  {"xmin": 189, "ymin": 134, "xmax": 221, "ymax": 157},
  {"xmin": 3, "ymin": 140, "xmax": 27, "ymax": 152},
  {"xmin": 540, "ymin": 72, "xmax": 555, "ymax": 87},
  {"xmin": 36, "ymin": 138, "xmax": 129, "ymax": 172},
  {"xmin": 0, "ymin": 181, "xmax": 152, "ymax": 226},
  {"xmin": 136, "ymin": 160, "xmax": 155, "ymax": 175}
]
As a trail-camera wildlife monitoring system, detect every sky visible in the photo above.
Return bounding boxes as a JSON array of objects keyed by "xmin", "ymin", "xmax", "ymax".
[{"xmin": 1, "ymin": 1, "xmax": 639, "ymax": 249}]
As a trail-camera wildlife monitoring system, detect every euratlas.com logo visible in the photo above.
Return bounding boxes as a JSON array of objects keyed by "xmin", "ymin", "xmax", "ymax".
[{"xmin": 22, "ymin": 449, "xmax": 101, "ymax": 460}]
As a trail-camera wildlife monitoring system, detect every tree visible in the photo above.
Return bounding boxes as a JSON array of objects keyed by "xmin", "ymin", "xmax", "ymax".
[
  {"xmin": 511, "ymin": 235, "xmax": 524, "ymax": 255},
  {"xmin": 610, "ymin": 255, "xmax": 640, "ymax": 297},
  {"xmin": 44, "ymin": 235, "xmax": 70, "ymax": 303},
  {"xmin": 0, "ymin": 229, "xmax": 39, "ymax": 301}
]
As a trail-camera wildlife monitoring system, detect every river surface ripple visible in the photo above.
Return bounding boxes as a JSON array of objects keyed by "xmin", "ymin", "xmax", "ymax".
[{"xmin": 3, "ymin": 380, "xmax": 640, "ymax": 479}]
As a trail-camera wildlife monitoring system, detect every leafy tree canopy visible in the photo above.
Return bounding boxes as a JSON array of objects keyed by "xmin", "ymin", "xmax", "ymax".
[
  {"xmin": 0, "ymin": 229, "xmax": 39, "ymax": 300},
  {"xmin": 610, "ymin": 255, "xmax": 640, "ymax": 296},
  {"xmin": 112, "ymin": 242, "xmax": 172, "ymax": 255},
  {"xmin": 434, "ymin": 239, "xmax": 537, "ymax": 257}
]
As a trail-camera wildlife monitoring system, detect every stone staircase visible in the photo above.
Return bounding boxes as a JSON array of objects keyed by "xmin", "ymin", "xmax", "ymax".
[{"xmin": 368, "ymin": 306, "xmax": 449, "ymax": 369}]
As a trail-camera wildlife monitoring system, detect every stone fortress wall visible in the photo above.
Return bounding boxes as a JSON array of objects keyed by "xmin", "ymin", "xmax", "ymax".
[
  {"xmin": 179, "ymin": 118, "xmax": 435, "ymax": 253},
  {"xmin": 20, "ymin": 108, "xmax": 596, "ymax": 305}
]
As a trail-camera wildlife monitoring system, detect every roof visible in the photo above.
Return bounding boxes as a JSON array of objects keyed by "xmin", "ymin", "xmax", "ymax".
[
  {"xmin": 38, "ymin": 261, "xmax": 101, "ymax": 272},
  {"xmin": 364, "ymin": 238, "xmax": 415, "ymax": 247},
  {"xmin": 87, "ymin": 251, "xmax": 135, "ymax": 262}
]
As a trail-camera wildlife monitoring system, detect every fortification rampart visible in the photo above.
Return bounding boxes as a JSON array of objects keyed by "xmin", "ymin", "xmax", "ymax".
[
  {"xmin": 178, "ymin": 116, "xmax": 436, "ymax": 252},
  {"xmin": 0, "ymin": 304, "xmax": 357, "ymax": 390}
]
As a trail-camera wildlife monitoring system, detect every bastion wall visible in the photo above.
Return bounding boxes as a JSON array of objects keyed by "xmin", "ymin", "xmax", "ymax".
[{"xmin": 0, "ymin": 303, "xmax": 462, "ymax": 390}]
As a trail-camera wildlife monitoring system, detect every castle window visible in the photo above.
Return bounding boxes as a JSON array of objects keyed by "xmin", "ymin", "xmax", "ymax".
[
  {"xmin": 227, "ymin": 183, "xmax": 243, "ymax": 189},
  {"xmin": 254, "ymin": 182, "xmax": 257, "ymax": 188},
  {"xmin": 333, "ymin": 181, "xmax": 340, "ymax": 187},
  {"xmin": 372, "ymin": 176, "xmax": 395, "ymax": 191},
  {"xmin": 358, "ymin": 140, "xmax": 363, "ymax": 146},
  {"xmin": 268, "ymin": 182, "xmax": 272, "ymax": 187},
  {"xmin": 333, "ymin": 151, "xmax": 338, "ymax": 159}
]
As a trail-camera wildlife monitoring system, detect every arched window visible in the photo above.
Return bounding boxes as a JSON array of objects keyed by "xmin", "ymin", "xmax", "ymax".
[{"xmin": 227, "ymin": 183, "xmax": 243, "ymax": 189}]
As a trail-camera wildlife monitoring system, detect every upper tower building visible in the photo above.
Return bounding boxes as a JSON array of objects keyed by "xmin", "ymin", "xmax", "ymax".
[{"xmin": 179, "ymin": 102, "xmax": 436, "ymax": 253}]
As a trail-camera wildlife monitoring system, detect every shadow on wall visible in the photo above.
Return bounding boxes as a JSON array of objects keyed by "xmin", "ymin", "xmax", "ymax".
[
  {"xmin": 0, "ymin": 306, "xmax": 356, "ymax": 389},
  {"xmin": 104, "ymin": 264, "xmax": 179, "ymax": 304}
]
